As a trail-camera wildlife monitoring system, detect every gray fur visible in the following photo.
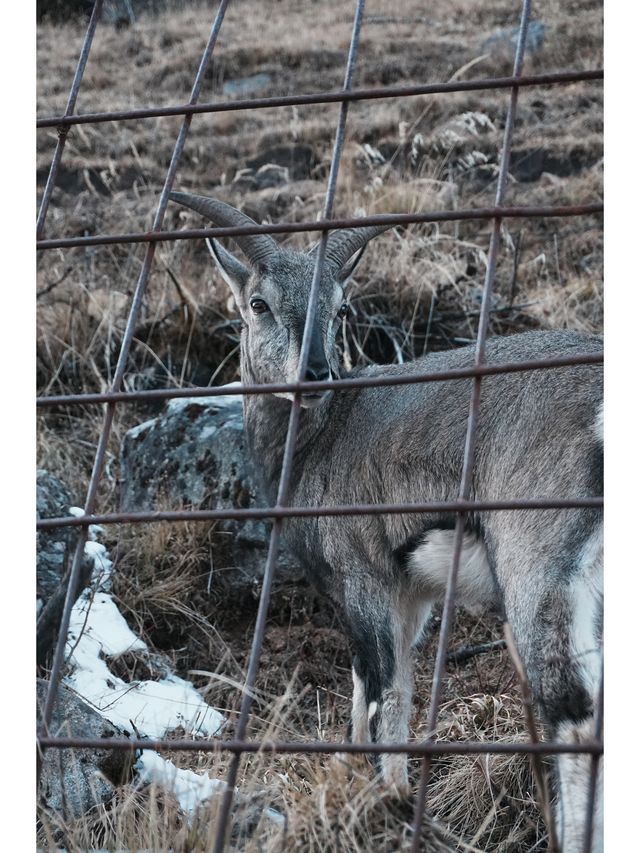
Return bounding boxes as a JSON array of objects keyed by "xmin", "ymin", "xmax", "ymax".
[{"xmin": 171, "ymin": 193, "xmax": 603, "ymax": 850}]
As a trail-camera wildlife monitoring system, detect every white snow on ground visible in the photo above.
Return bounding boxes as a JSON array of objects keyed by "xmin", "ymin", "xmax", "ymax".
[
  {"xmin": 83, "ymin": 541, "xmax": 114, "ymax": 589},
  {"xmin": 65, "ymin": 488, "xmax": 283, "ymax": 829},
  {"xmin": 69, "ymin": 505, "xmax": 108, "ymax": 540},
  {"xmin": 166, "ymin": 382, "xmax": 243, "ymax": 416},
  {"xmin": 135, "ymin": 750, "xmax": 226, "ymax": 815},
  {"xmin": 65, "ymin": 589, "xmax": 224, "ymax": 738},
  {"xmin": 125, "ymin": 417, "xmax": 156, "ymax": 440},
  {"xmin": 60, "ymin": 513, "xmax": 236, "ymax": 821},
  {"xmin": 135, "ymin": 751, "xmax": 285, "ymax": 827},
  {"xmin": 68, "ymin": 506, "xmax": 114, "ymax": 589}
]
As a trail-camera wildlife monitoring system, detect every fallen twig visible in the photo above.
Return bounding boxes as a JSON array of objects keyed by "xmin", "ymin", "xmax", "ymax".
[
  {"xmin": 36, "ymin": 265, "xmax": 74, "ymax": 300},
  {"xmin": 446, "ymin": 639, "xmax": 506, "ymax": 665}
]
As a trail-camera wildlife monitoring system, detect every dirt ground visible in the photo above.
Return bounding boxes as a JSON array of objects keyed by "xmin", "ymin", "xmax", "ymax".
[{"xmin": 37, "ymin": 0, "xmax": 602, "ymax": 849}]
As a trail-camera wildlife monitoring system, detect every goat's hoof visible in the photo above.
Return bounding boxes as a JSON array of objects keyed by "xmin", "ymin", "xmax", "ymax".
[
  {"xmin": 331, "ymin": 750, "xmax": 369, "ymax": 782},
  {"xmin": 331, "ymin": 751, "xmax": 352, "ymax": 779},
  {"xmin": 388, "ymin": 779, "xmax": 411, "ymax": 799},
  {"xmin": 381, "ymin": 753, "xmax": 411, "ymax": 798}
]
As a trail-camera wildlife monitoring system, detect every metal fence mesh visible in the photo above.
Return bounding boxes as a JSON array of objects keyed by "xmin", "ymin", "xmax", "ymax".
[{"xmin": 36, "ymin": 1, "xmax": 603, "ymax": 850}]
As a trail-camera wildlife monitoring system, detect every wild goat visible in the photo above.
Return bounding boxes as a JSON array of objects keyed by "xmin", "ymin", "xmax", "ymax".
[{"xmin": 170, "ymin": 192, "xmax": 603, "ymax": 852}]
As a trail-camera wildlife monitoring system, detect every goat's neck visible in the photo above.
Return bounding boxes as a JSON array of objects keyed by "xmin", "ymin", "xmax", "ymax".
[{"xmin": 241, "ymin": 352, "xmax": 334, "ymax": 505}]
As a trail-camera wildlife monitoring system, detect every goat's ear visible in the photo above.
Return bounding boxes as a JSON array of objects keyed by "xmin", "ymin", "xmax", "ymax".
[
  {"xmin": 206, "ymin": 238, "xmax": 249, "ymax": 302},
  {"xmin": 336, "ymin": 245, "xmax": 367, "ymax": 283}
]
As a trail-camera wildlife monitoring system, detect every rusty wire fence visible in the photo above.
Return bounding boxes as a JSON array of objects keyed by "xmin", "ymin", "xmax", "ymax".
[{"xmin": 36, "ymin": 0, "xmax": 603, "ymax": 850}]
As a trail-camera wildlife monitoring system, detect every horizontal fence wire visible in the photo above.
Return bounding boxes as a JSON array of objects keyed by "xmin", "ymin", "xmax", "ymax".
[
  {"xmin": 36, "ymin": 352, "xmax": 603, "ymax": 408},
  {"xmin": 36, "ymin": 203, "xmax": 603, "ymax": 251},
  {"xmin": 37, "ymin": 736, "xmax": 603, "ymax": 757},
  {"xmin": 37, "ymin": 498, "xmax": 604, "ymax": 532},
  {"xmin": 36, "ymin": 68, "xmax": 602, "ymax": 128},
  {"xmin": 36, "ymin": 0, "xmax": 603, "ymax": 849}
]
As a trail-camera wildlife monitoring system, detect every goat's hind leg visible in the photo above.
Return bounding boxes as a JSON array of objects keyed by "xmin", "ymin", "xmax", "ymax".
[
  {"xmin": 347, "ymin": 579, "xmax": 431, "ymax": 795},
  {"xmin": 550, "ymin": 541, "xmax": 603, "ymax": 853},
  {"xmin": 507, "ymin": 533, "xmax": 603, "ymax": 853}
]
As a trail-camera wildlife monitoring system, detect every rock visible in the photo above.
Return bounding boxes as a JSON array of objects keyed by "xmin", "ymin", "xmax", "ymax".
[
  {"xmin": 37, "ymin": 0, "xmax": 94, "ymax": 23},
  {"xmin": 37, "ymin": 679, "xmax": 131, "ymax": 819},
  {"xmin": 229, "ymin": 144, "xmax": 317, "ymax": 193},
  {"xmin": 120, "ymin": 394, "xmax": 247, "ymax": 511},
  {"xmin": 232, "ymin": 163, "xmax": 290, "ymax": 191},
  {"xmin": 223, "ymin": 72, "xmax": 272, "ymax": 98},
  {"xmin": 37, "ymin": 471, "xmax": 92, "ymax": 665},
  {"xmin": 405, "ymin": 112, "xmax": 496, "ymax": 183},
  {"xmin": 119, "ymin": 394, "xmax": 304, "ymax": 592},
  {"xmin": 423, "ymin": 111, "xmax": 496, "ymax": 158},
  {"xmin": 509, "ymin": 146, "xmax": 596, "ymax": 183},
  {"xmin": 246, "ymin": 144, "xmax": 317, "ymax": 181},
  {"xmin": 252, "ymin": 163, "xmax": 290, "ymax": 189},
  {"xmin": 37, "ymin": 470, "xmax": 74, "ymax": 604}
]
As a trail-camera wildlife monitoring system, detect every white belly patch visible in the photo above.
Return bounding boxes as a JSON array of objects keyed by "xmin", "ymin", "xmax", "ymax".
[{"xmin": 406, "ymin": 528, "xmax": 496, "ymax": 607}]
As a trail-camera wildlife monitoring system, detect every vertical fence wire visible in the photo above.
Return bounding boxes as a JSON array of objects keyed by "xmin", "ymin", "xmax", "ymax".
[
  {"xmin": 410, "ymin": 0, "xmax": 532, "ymax": 846},
  {"xmin": 209, "ymin": 2, "xmax": 367, "ymax": 849},
  {"xmin": 36, "ymin": 0, "xmax": 104, "ymax": 239},
  {"xmin": 38, "ymin": 0, "xmax": 231, "ymax": 744}
]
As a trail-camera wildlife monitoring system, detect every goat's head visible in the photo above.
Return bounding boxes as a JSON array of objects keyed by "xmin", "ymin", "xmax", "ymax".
[{"xmin": 170, "ymin": 192, "xmax": 390, "ymax": 407}]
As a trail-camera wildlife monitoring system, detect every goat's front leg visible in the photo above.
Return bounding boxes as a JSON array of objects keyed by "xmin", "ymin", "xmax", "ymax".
[{"xmin": 347, "ymin": 580, "xmax": 431, "ymax": 795}]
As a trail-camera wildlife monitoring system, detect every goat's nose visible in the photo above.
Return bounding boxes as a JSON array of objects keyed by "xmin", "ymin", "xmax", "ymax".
[{"xmin": 304, "ymin": 364, "xmax": 331, "ymax": 382}]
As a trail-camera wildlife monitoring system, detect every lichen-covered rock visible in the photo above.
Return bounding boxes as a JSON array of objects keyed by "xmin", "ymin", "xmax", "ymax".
[
  {"xmin": 37, "ymin": 470, "xmax": 74, "ymax": 608},
  {"xmin": 119, "ymin": 394, "xmax": 303, "ymax": 591},
  {"xmin": 37, "ymin": 471, "xmax": 94, "ymax": 664},
  {"xmin": 37, "ymin": 679, "xmax": 131, "ymax": 819},
  {"xmin": 245, "ymin": 144, "xmax": 317, "ymax": 181},
  {"xmin": 120, "ymin": 394, "xmax": 248, "ymax": 512},
  {"xmin": 37, "ymin": 470, "xmax": 94, "ymax": 618}
]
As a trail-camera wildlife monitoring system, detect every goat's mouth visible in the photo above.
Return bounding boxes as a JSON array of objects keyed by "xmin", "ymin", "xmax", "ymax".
[
  {"xmin": 300, "ymin": 390, "xmax": 332, "ymax": 409},
  {"xmin": 272, "ymin": 389, "xmax": 333, "ymax": 407}
]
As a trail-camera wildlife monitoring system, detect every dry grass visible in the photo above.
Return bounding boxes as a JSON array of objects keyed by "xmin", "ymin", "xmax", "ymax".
[
  {"xmin": 39, "ymin": 518, "xmax": 547, "ymax": 852},
  {"xmin": 37, "ymin": 0, "xmax": 602, "ymax": 849},
  {"xmin": 37, "ymin": 0, "xmax": 603, "ymax": 434},
  {"xmin": 38, "ymin": 605, "xmax": 545, "ymax": 852}
]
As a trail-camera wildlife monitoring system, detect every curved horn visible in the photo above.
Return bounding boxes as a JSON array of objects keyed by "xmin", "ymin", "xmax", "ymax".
[
  {"xmin": 323, "ymin": 224, "xmax": 392, "ymax": 271},
  {"xmin": 169, "ymin": 192, "xmax": 277, "ymax": 267}
]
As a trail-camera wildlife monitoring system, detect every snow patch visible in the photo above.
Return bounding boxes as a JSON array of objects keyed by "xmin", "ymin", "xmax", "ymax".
[
  {"xmin": 84, "ymin": 540, "xmax": 114, "ymax": 588},
  {"xmin": 68, "ymin": 506, "xmax": 108, "ymax": 541},
  {"xmin": 166, "ymin": 383, "xmax": 242, "ymax": 415},
  {"xmin": 126, "ymin": 418, "xmax": 156, "ymax": 440},
  {"xmin": 135, "ymin": 750, "xmax": 284, "ymax": 828},
  {"xmin": 135, "ymin": 750, "xmax": 226, "ymax": 815},
  {"xmin": 62, "ymin": 509, "xmax": 228, "ymax": 819},
  {"xmin": 65, "ymin": 591, "xmax": 224, "ymax": 738}
]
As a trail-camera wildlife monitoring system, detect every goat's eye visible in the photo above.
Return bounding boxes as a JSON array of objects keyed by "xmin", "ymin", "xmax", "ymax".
[
  {"xmin": 250, "ymin": 298, "xmax": 270, "ymax": 315},
  {"xmin": 338, "ymin": 302, "xmax": 349, "ymax": 319}
]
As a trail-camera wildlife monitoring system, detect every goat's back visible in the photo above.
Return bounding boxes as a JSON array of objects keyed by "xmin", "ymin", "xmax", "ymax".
[{"xmin": 287, "ymin": 330, "xmax": 602, "ymax": 597}]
